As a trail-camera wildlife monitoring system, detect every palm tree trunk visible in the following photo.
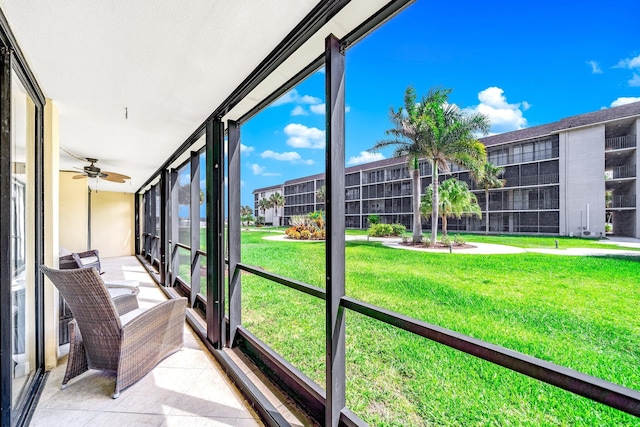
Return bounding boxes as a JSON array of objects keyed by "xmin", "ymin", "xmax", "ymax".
[
  {"xmin": 431, "ymin": 160, "xmax": 439, "ymax": 244},
  {"xmin": 442, "ymin": 215, "xmax": 448, "ymax": 237},
  {"xmin": 485, "ymin": 188, "xmax": 489, "ymax": 235},
  {"xmin": 411, "ymin": 167, "xmax": 422, "ymax": 243}
]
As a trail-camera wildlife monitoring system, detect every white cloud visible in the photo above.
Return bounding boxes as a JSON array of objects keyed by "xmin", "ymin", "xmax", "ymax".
[
  {"xmin": 250, "ymin": 164, "xmax": 264, "ymax": 175},
  {"xmin": 616, "ymin": 54, "xmax": 640, "ymax": 69},
  {"xmin": 305, "ymin": 103, "xmax": 350, "ymax": 115},
  {"xmin": 261, "ymin": 150, "xmax": 301, "ymax": 161},
  {"xmin": 261, "ymin": 149, "xmax": 315, "ymax": 165},
  {"xmin": 291, "ymin": 106, "xmax": 307, "ymax": 116},
  {"xmin": 240, "ymin": 143, "xmax": 254, "ymax": 154},
  {"xmin": 272, "ymin": 89, "xmax": 321, "ymax": 106},
  {"xmin": 586, "ymin": 60, "xmax": 603, "ymax": 74},
  {"xmin": 347, "ymin": 151, "xmax": 385, "ymax": 166},
  {"xmin": 299, "ymin": 94, "xmax": 321, "ymax": 104},
  {"xmin": 310, "ymin": 103, "xmax": 325, "ymax": 114},
  {"xmin": 284, "ymin": 123, "xmax": 325, "ymax": 149},
  {"xmin": 629, "ymin": 73, "xmax": 640, "ymax": 87},
  {"xmin": 250, "ymin": 163, "xmax": 281, "ymax": 177},
  {"xmin": 464, "ymin": 87, "xmax": 528, "ymax": 134},
  {"xmin": 610, "ymin": 97, "xmax": 640, "ymax": 107}
]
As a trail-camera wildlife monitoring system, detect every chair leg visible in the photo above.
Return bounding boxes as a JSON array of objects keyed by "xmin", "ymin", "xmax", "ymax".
[{"xmin": 62, "ymin": 320, "xmax": 88, "ymax": 388}]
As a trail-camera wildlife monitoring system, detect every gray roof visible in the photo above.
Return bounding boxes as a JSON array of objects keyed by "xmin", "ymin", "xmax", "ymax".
[
  {"xmin": 255, "ymin": 102, "xmax": 640, "ymax": 191},
  {"xmin": 481, "ymin": 101, "xmax": 640, "ymax": 146},
  {"xmin": 252, "ymin": 184, "xmax": 283, "ymax": 194},
  {"xmin": 281, "ymin": 156, "xmax": 414, "ymax": 186}
]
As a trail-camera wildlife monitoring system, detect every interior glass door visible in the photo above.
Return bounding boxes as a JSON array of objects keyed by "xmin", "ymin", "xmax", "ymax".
[{"xmin": 11, "ymin": 69, "xmax": 36, "ymax": 407}]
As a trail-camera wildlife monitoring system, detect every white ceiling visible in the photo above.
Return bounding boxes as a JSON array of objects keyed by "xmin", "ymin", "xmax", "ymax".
[{"xmin": 0, "ymin": 0, "xmax": 405, "ymax": 192}]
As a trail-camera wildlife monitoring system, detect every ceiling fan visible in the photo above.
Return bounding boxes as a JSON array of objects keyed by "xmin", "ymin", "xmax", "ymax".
[
  {"xmin": 62, "ymin": 148, "xmax": 131, "ymax": 183},
  {"xmin": 72, "ymin": 158, "xmax": 131, "ymax": 183}
]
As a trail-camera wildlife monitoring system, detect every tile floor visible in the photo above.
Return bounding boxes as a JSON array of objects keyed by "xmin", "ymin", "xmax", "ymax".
[{"xmin": 29, "ymin": 256, "xmax": 274, "ymax": 427}]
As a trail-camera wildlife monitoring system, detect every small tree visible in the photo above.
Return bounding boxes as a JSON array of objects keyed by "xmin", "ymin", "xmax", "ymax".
[
  {"xmin": 269, "ymin": 192, "xmax": 285, "ymax": 226},
  {"xmin": 316, "ymin": 185, "xmax": 326, "ymax": 203},
  {"xmin": 472, "ymin": 162, "xmax": 505, "ymax": 234},
  {"xmin": 258, "ymin": 197, "xmax": 270, "ymax": 219},
  {"xmin": 371, "ymin": 86, "xmax": 488, "ymax": 244},
  {"xmin": 240, "ymin": 205, "xmax": 254, "ymax": 228},
  {"xmin": 421, "ymin": 178, "xmax": 481, "ymax": 238}
]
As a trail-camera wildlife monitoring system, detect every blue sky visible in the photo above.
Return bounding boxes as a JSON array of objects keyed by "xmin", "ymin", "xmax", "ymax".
[{"xmin": 238, "ymin": 0, "xmax": 640, "ymax": 207}]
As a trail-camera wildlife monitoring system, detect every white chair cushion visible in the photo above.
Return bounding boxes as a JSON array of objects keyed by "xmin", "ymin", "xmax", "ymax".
[
  {"xmin": 119, "ymin": 308, "xmax": 149, "ymax": 326},
  {"xmin": 79, "ymin": 256, "xmax": 99, "ymax": 266}
]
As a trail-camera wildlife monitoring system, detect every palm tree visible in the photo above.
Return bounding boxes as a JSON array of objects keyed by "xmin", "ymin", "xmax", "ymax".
[
  {"xmin": 258, "ymin": 197, "xmax": 270, "ymax": 218},
  {"xmin": 371, "ymin": 86, "xmax": 489, "ymax": 244},
  {"xmin": 472, "ymin": 162, "xmax": 505, "ymax": 234},
  {"xmin": 316, "ymin": 185, "xmax": 326, "ymax": 203},
  {"xmin": 421, "ymin": 178, "xmax": 481, "ymax": 237},
  {"xmin": 240, "ymin": 205, "xmax": 253, "ymax": 227},
  {"xmin": 269, "ymin": 192, "xmax": 285, "ymax": 226}
]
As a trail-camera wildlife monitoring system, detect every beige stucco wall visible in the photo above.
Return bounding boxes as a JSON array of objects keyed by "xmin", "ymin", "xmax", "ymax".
[
  {"xmin": 44, "ymin": 101, "xmax": 60, "ymax": 368},
  {"xmin": 91, "ymin": 190, "xmax": 135, "ymax": 257},
  {"xmin": 59, "ymin": 171, "xmax": 89, "ymax": 252},
  {"xmin": 59, "ymin": 173, "xmax": 134, "ymax": 256}
]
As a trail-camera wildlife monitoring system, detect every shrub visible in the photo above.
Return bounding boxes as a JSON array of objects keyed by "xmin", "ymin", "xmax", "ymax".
[
  {"xmin": 390, "ymin": 223, "xmax": 406, "ymax": 236},
  {"xmin": 453, "ymin": 234, "xmax": 465, "ymax": 245},
  {"xmin": 289, "ymin": 215, "xmax": 308, "ymax": 227},
  {"xmin": 300, "ymin": 229, "xmax": 311, "ymax": 240},
  {"xmin": 368, "ymin": 223, "xmax": 393, "ymax": 237},
  {"xmin": 440, "ymin": 234, "xmax": 451, "ymax": 246},
  {"xmin": 285, "ymin": 212, "xmax": 326, "ymax": 240},
  {"xmin": 368, "ymin": 214, "xmax": 380, "ymax": 225}
]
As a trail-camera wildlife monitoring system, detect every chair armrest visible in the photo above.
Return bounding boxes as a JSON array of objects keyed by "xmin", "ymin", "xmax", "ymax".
[
  {"xmin": 121, "ymin": 298, "xmax": 186, "ymax": 337},
  {"xmin": 59, "ymin": 254, "xmax": 81, "ymax": 270},
  {"xmin": 112, "ymin": 294, "xmax": 139, "ymax": 316},
  {"xmin": 73, "ymin": 250, "xmax": 101, "ymax": 273},
  {"xmin": 75, "ymin": 249, "xmax": 100, "ymax": 258},
  {"xmin": 106, "ymin": 282, "xmax": 140, "ymax": 296}
]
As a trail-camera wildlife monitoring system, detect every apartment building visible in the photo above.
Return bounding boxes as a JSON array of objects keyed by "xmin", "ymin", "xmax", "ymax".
[
  {"xmin": 255, "ymin": 101, "xmax": 640, "ymax": 238},
  {"xmin": 252, "ymin": 184, "xmax": 284, "ymax": 225}
]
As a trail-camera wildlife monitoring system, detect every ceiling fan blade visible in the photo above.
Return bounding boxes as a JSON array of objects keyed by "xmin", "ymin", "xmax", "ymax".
[
  {"xmin": 72, "ymin": 174, "xmax": 88, "ymax": 179},
  {"xmin": 101, "ymin": 171, "xmax": 130, "ymax": 183}
]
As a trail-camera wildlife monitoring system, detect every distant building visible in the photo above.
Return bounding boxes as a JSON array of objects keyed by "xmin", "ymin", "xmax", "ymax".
[
  {"xmin": 253, "ymin": 102, "xmax": 640, "ymax": 237},
  {"xmin": 252, "ymin": 184, "xmax": 284, "ymax": 226}
]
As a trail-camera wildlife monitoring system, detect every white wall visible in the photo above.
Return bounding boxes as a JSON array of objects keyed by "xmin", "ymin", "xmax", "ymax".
[
  {"xmin": 559, "ymin": 125, "xmax": 606, "ymax": 237},
  {"xmin": 255, "ymin": 188, "xmax": 282, "ymax": 225},
  {"xmin": 634, "ymin": 118, "xmax": 640, "ymax": 239}
]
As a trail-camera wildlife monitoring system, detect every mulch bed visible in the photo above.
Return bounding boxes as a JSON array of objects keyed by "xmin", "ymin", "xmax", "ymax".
[{"xmin": 400, "ymin": 241, "xmax": 476, "ymax": 250}]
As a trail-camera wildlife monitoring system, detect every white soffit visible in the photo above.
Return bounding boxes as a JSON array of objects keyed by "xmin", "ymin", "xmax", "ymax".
[
  {"xmin": 223, "ymin": 0, "xmax": 401, "ymax": 123},
  {"xmin": 0, "ymin": 0, "xmax": 405, "ymax": 193}
]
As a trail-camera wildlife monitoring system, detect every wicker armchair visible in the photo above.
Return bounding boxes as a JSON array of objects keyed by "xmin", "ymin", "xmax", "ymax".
[
  {"xmin": 41, "ymin": 266, "xmax": 187, "ymax": 398},
  {"xmin": 59, "ymin": 248, "xmax": 101, "ymax": 272}
]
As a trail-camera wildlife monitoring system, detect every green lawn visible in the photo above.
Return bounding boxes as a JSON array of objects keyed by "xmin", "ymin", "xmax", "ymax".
[{"xmin": 239, "ymin": 231, "xmax": 640, "ymax": 426}]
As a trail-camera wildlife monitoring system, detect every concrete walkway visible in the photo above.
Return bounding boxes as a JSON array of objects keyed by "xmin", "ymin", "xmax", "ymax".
[{"xmin": 263, "ymin": 234, "xmax": 640, "ymax": 256}]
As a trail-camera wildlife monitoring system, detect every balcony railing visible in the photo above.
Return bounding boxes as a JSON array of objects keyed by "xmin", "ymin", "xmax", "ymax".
[
  {"xmin": 605, "ymin": 135, "xmax": 636, "ymax": 151},
  {"xmin": 488, "ymin": 199, "xmax": 560, "ymax": 211},
  {"xmin": 607, "ymin": 195, "xmax": 636, "ymax": 208},
  {"xmin": 504, "ymin": 173, "xmax": 559, "ymax": 188},
  {"xmin": 605, "ymin": 165, "xmax": 636, "ymax": 180},
  {"xmin": 490, "ymin": 148, "xmax": 560, "ymax": 166},
  {"xmin": 231, "ymin": 261, "xmax": 640, "ymax": 420}
]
